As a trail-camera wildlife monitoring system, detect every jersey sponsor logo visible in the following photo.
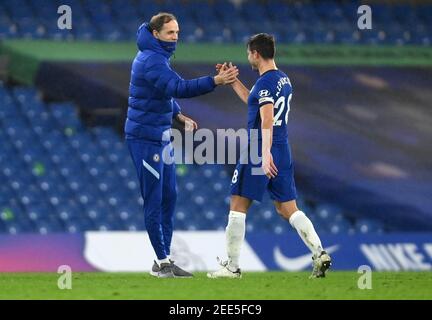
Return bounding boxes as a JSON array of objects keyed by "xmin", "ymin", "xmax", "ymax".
[
  {"xmin": 273, "ymin": 244, "xmax": 339, "ymax": 271},
  {"xmin": 258, "ymin": 89, "xmax": 270, "ymax": 97}
]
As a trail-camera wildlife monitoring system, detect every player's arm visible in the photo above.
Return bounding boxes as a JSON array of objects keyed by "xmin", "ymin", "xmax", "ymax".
[
  {"xmin": 216, "ymin": 63, "xmax": 249, "ymax": 104},
  {"xmin": 260, "ymin": 104, "xmax": 278, "ymax": 178},
  {"xmin": 230, "ymin": 79, "xmax": 250, "ymax": 104}
]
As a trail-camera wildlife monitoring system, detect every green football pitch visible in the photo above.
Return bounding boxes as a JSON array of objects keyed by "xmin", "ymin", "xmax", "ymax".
[{"xmin": 0, "ymin": 272, "xmax": 430, "ymax": 300}]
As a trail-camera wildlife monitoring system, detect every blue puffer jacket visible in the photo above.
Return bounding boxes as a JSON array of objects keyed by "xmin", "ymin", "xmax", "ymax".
[{"xmin": 124, "ymin": 22, "xmax": 216, "ymax": 143}]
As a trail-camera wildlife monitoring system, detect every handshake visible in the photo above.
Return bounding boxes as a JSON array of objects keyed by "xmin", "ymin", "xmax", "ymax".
[{"xmin": 214, "ymin": 62, "xmax": 239, "ymax": 85}]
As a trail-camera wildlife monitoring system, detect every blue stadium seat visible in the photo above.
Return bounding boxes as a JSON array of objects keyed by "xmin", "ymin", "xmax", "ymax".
[
  {"xmin": 355, "ymin": 219, "xmax": 384, "ymax": 234},
  {"xmin": 0, "ymin": 0, "xmax": 430, "ymax": 46},
  {"xmin": 64, "ymin": 218, "xmax": 95, "ymax": 233}
]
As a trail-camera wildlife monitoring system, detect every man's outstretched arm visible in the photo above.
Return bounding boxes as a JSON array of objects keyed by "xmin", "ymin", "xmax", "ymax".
[
  {"xmin": 216, "ymin": 63, "xmax": 249, "ymax": 104},
  {"xmin": 230, "ymin": 79, "xmax": 250, "ymax": 104},
  {"xmin": 138, "ymin": 56, "xmax": 238, "ymax": 99}
]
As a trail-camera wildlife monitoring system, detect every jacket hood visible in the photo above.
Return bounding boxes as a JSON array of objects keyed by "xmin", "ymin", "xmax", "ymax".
[{"xmin": 136, "ymin": 22, "xmax": 175, "ymax": 58}]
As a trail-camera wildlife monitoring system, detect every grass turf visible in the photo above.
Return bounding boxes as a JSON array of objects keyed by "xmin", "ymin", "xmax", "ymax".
[{"xmin": 0, "ymin": 271, "xmax": 430, "ymax": 300}]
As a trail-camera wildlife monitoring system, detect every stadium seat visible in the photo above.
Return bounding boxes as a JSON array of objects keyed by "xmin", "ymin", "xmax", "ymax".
[{"xmin": 0, "ymin": 0, "xmax": 429, "ymax": 46}]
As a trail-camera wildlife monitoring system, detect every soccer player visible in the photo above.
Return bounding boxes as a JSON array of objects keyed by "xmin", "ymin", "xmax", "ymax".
[
  {"xmin": 207, "ymin": 34, "xmax": 332, "ymax": 279},
  {"xmin": 125, "ymin": 12, "xmax": 238, "ymax": 278}
]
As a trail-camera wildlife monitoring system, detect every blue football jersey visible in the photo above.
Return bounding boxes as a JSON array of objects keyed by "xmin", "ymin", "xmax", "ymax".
[{"xmin": 247, "ymin": 69, "xmax": 292, "ymax": 144}]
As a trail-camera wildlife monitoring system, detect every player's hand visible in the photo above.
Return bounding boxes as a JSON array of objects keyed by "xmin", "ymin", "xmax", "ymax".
[
  {"xmin": 262, "ymin": 152, "xmax": 278, "ymax": 179},
  {"xmin": 216, "ymin": 62, "xmax": 239, "ymax": 85},
  {"xmin": 214, "ymin": 63, "xmax": 238, "ymax": 85},
  {"xmin": 215, "ymin": 62, "xmax": 228, "ymax": 74},
  {"xmin": 216, "ymin": 62, "xmax": 238, "ymax": 74},
  {"xmin": 176, "ymin": 114, "xmax": 198, "ymax": 131}
]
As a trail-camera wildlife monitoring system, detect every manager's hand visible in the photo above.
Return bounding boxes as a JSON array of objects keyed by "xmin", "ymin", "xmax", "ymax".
[
  {"xmin": 176, "ymin": 113, "xmax": 198, "ymax": 131},
  {"xmin": 214, "ymin": 64, "xmax": 238, "ymax": 85}
]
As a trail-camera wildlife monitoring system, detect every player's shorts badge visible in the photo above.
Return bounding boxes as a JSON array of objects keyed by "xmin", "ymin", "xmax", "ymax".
[{"xmin": 153, "ymin": 153, "xmax": 160, "ymax": 162}]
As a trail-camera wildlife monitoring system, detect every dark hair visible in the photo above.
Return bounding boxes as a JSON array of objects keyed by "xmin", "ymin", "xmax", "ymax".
[
  {"xmin": 247, "ymin": 33, "xmax": 275, "ymax": 60},
  {"xmin": 149, "ymin": 12, "xmax": 177, "ymax": 32}
]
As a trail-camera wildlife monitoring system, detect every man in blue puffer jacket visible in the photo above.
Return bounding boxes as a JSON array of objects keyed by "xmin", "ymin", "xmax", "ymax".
[{"xmin": 125, "ymin": 12, "xmax": 238, "ymax": 278}]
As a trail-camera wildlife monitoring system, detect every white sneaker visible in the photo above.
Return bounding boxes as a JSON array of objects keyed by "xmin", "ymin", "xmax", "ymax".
[{"xmin": 207, "ymin": 257, "xmax": 242, "ymax": 279}]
